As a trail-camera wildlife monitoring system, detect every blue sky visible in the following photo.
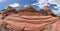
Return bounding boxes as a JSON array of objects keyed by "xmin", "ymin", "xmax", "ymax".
[{"xmin": 0, "ymin": 0, "xmax": 59, "ymax": 14}]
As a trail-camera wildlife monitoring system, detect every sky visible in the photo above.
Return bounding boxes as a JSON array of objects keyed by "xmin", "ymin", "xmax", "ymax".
[{"xmin": 0, "ymin": 0, "xmax": 59, "ymax": 14}]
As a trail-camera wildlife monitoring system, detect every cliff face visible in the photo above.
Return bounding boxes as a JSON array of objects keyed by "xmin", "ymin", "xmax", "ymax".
[
  {"xmin": 0, "ymin": 5, "xmax": 59, "ymax": 31},
  {"xmin": 0, "ymin": 14, "xmax": 59, "ymax": 31},
  {"xmin": 2, "ymin": 14, "xmax": 57, "ymax": 31}
]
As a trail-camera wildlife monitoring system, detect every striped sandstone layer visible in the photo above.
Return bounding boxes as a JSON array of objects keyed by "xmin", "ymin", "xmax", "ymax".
[{"xmin": 3, "ymin": 14, "xmax": 57, "ymax": 31}]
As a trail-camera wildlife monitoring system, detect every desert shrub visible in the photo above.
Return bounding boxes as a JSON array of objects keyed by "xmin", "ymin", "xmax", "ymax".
[{"xmin": 1, "ymin": 23, "xmax": 7, "ymax": 31}]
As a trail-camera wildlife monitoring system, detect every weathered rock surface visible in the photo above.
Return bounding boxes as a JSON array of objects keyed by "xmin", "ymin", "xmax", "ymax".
[
  {"xmin": 0, "ymin": 5, "xmax": 59, "ymax": 31},
  {"xmin": 2, "ymin": 14, "xmax": 57, "ymax": 31}
]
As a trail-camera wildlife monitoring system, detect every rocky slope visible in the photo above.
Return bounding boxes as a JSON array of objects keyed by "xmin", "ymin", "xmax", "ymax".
[
  {"xmin": 0, "ymin": 5, "xmax": 59, "ymax": 31},
  {"xmin": 0, "ymin": 14, "xmax": 57, "ymax": 31}
]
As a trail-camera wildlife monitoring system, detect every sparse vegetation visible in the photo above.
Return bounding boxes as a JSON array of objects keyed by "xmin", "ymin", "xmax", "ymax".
[{"xmin": 1, "ymin": 23, "xmax": 7, "ymax": 31}]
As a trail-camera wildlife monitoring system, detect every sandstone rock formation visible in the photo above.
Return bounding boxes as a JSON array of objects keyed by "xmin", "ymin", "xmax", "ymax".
[
  {"xmin": 39, "ymin": 6, "xmax": 56, "ymax": 17},
  {"xmin": 24, "ymin": 5, "xmax": 37, "ymax": 12},
  {"xmin": 0, "ymin": 5, "xmax": 56, "ymax": 17},
  {"xmin": 0, "ymin": 5, "xmax": 58, "ymax": 31},
  {"xmin": 0, "ymin": 6, "xmax": 16, "ymax": 19},
  {"xmin": 3, "ymin": 6, "xmax": 16, "ymax": 14},
  {"xmin": 3, "ymin": 14, "xmax": 57, "ymax": 31},
  {"xmin": 16, "ymin": 8, "xmax": 24, "ymax": 13}
]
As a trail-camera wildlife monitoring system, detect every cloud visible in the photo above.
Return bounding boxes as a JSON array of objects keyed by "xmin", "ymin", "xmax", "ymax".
[
  {"xmin": 32, "ymin": 0, "xmax": 48, "ymax": 9},
  {"xmin": 32, "ymin": 0, "xmax": 58, "ymax": 8},
  {"xmin": 47, "ymin": 0, "xmax": 58, "ymax": 4},
  {"xmin": 52, "ymin": 4, "xmax": 60, "ymax": 14},
  {"xmin": 32, "ymin": 0, "xmax": 59, "ymax": 14},
  {"xmin": 9, "ymin": 3, "xmax": 20, "ymax": 7},
  {"xmin": 57, "ymin": 1, "xmax": 60, "ymax": 14},
  {"xmin": 48, "ymin": 0, "xmax": 59, "ymax": 11},
  {"xmin": 0, "ymin": 0, "xmax": 5, "ymax": 2},
  {"xmin": 24, "ymin": 5, "xmax": 28, "ymax": 7},
  {"xmin": 52, "ymin": 10, "xmax": 59, "ymax": 14}
]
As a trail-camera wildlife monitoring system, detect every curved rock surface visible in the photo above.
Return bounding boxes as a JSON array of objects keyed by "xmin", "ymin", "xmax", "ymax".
[
  {"xmin": 0, "ymin": 5, "xmax": 59, "ymax": 31},
  {"xmin": 1, "ymin": 14, "xmax": 57, "ymax": 31}
]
